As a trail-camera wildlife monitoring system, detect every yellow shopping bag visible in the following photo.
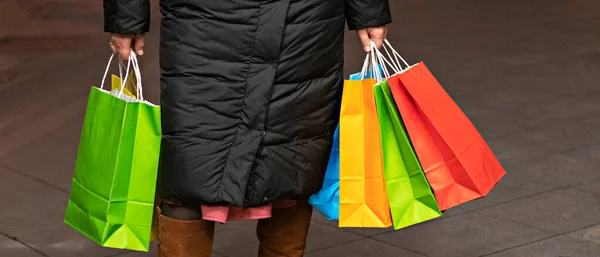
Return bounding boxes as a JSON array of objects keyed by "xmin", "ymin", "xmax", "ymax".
[
  {"xmin": 110, "ymin": 72, "xmax": 137, "ymax": 98},
  {"xmin": 339, "ymin": 78, "xmax": 392, "ymax": 228}
]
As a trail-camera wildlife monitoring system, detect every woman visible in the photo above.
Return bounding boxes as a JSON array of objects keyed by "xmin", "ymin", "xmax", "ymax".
[{"xmin": 105, "ymin": 0, "xmax": 391, "ymax": 256}]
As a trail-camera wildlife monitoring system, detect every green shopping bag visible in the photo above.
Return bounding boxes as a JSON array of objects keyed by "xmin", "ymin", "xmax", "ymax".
[
  {"xmin": 64, "ymin": 53, "xmax": 161, "ymax": 251},
  {"xmin": 375, "ymin": 81, "xmax": 442, "ymax": 230}
]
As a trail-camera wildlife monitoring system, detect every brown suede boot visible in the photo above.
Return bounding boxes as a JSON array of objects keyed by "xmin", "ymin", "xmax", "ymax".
[
  {"xmin": 158, "ymin": 213, "xmax": 216, "ymax": 257},
  {"xmin": 256, "ymin": 200, "xmax": 313, "ymax": 257}
]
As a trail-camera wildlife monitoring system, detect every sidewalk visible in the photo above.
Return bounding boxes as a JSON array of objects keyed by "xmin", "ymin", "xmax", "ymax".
[{"xmin": 2, "ymin": 0, "xmax": 600, "ymax": 256}]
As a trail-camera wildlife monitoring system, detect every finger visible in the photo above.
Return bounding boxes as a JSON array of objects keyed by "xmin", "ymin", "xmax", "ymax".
[
  {"xmin": 119, "ymin": 48, "xmax": 131, "ymax": 60},
  {"xmin": 370, "ymin": 27, "xmax": 385, "ymax": 50},
  {"xmin": 109, "ymin": 36, "xmax": 118, "ymax": 53},
  {"xmin": 357, "ymin": 29, "xmax": 371, "ymax": 53},
  {"xmin": 116, "ymin": 37, "xmax": 132, "ymax": 60},
  {"xmin": 134, "ymin": 34, "xmax": 145, "ymax": 56}
]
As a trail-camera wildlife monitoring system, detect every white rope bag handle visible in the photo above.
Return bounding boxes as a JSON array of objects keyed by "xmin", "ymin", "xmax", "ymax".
[{"xmin": 99, "ymin": 50, "xmax": 144, "ymax": 101}]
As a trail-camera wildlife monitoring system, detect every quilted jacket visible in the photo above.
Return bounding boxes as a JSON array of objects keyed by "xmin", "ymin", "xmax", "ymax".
[{"xmin": 104, "ymin": 0, "xmax": 392, "ymax": 207}]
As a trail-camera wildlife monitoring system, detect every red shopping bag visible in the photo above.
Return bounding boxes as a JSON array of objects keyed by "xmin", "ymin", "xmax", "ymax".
[{"xmin": 388, "ymin": 63, "xmax": 505, "ymax": 210}]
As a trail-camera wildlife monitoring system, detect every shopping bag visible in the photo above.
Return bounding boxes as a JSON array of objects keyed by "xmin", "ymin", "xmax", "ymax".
[
  {"xmin": 388, "ymin": 60, "xmax": 505, "ymax": 210},
  {"xmin": 110, "ymin": 74, "xmax": 137, "ymax": 98},
  {"xmin": 308, "ymin": 124, "xmax": 341, "ymax": 221},
  {"xmin": 339, "ymin": 54, "xmax": 392, "ymax": 227},
  {"xmin": 110, "ymin": 70, "xmax": 160, "ymax": 242},
  {"xmin": 64, "ymin": 53, "xmax": 161, "ymax": 251},
  {"xmin": 375, "ymin": 81, "xmax": 441, "ymax": 229},
  {"xmin": 309, "ymin": 62, "xmax": 384, "ymax": 221}
]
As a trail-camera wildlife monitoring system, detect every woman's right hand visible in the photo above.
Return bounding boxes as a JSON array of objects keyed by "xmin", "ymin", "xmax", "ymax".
[{"xmin": 110, "ymin": 33, "xmax": 145, "ymax": 60}]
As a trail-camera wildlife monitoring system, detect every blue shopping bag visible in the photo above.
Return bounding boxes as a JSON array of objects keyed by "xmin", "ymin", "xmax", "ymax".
[
  {"xmin": 308, "ymin": 124, "xmax": 340, "ymax": 220},
  {"xmin": 309, "ymin": 63, "xmax": 382, "ymax": 221}
]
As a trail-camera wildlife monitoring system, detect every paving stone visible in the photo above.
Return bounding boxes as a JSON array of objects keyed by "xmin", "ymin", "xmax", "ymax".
[
  {"xmin": 453, "ymin": 86, "xmax": 562, "ymax": 114},
  {"xmin": 0, "ymin": 49, "xmax": 101, "ymax": 157},
  {"xmin": 500, "ymin": 121, "xmax": 600, "ymax": 155},
  {"xmin": 0, "ymin": 35, "xmax": 96, "ymax": 54},
  {"xmin": 305, "ymin": 222, "xmax": 364, "ymax": 252},
  {"xmin": 0, "ymin": 167, "xmax": 121, "ymax": 257},
  {"xmin": 310, "ymin": 212, "xmax": 395, "ymax": 237},
  {"xmin": 23, "ymin": 228, "xmax": 123, "ymax": 257},
  {"xmin": 49, "ymin": 110, "xmax": 85, "ymax": 143},
  {"xmin": 460, "ymin": 164, "xmax": 557, "ymax": 211},
  {"xmin": 213, "ymin": 220, "xmax": 363, "ymax": 256},
  {"xmin": 0, "ymin": 134, "xmax": 79, "ymax": 191},
  {"xmin": 510, "ymin": 147, "xmax": 600, "ymax": 188},
  {"xmin": 568, "ymin": 224, "xmax": 600, "ymax": 245},
  {"xmin": 212, "ymin": 220, "xmax": 258, "ymax": 256},
  {"xmin": 486, "ymin": 136, "xmax": 553, "ymax": 164},
  {"xmin": 466, "ymin": 108, "xmax": 555, "ymax": 139},
  {"xmin": 106, "ymin": 245, "xmax": 158, "ymax": 257},
  {"xmin": 578, "ymin": 111, "xmax": 600, "ymax": 127},
  {"xmin": 485, "ymin": 235, "xmax": 600, "ymax": 257},
  {"xmin": 305, "ymin": 238, "xmax": 426, "ymax": 257},
  {"xmin": 373, "ymin": 212, "xmax": 551, "ymax": 257},
  {"xmin": 523, "ymin": 93, "xmax": 600, "ymax": 120},
  {"xmin": 22, "ymin": 0, "xmax": 103, "ymax": 23},
  {"xmin": 0, "ymin": 167, "xmax": 67, "ymax": 237},
  {"xmin": 479, "ymin": 189, "xmax": 600, "ymax": 233},
  {"xmin": 310, "ymin": 208, "xmax": 470, "ymax": 237},
  {"xmin": 0, "ymin": 234, "xmax": 43, "ymax": 257},
  {"xmin": 578, "ymin": 179, "xmax": 600, "ymax": 196},
  {"xmin": 565, "ymin": 143, "xmax": 600, "ymax": 161}
]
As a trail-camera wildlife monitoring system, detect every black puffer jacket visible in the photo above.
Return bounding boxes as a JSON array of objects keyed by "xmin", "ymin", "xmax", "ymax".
[{"xmin": 104, "ymin": 0, "xmax": 391, "ymax": 208}]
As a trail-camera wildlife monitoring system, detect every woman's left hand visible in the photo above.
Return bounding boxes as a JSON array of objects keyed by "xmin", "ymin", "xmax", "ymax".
[{"xmin": 357, "ymin": 26, "xmax": 387, "ymax": 53}]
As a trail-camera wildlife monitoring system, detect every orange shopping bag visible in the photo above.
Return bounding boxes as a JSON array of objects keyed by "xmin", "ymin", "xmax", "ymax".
[
  {"xmin": 388, "ymin": 63, "xmax": 506, "ymax": 210},
  {"xmin": 339, "ymin": 78, "xmax": 393, "ymax": 228}
]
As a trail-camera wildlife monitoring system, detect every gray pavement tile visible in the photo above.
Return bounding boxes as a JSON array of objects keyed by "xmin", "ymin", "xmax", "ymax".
[
  {"xmin": 523, "ymin": 94, "xmax": 600, "ymax": 120},
  {"xmin": 511, "ymin": 148, "xmax": 600, "ymax": 188},
  {"xmin": 0, "ymin": 96, "xmax": 88, "ymax": 158},
  {"xmin": 501, "ymin": 121, "xmax": 600, "ymax": 155},
  {"xmin": 310, "ymin": 212, "xmax": 394, "ymax": 237},
  {"xmin": 372, "ymin": 212, "xmax": 551, "ymax": 257},
  {"xmin": 214, "ymin": 219, "xmax": 257, "ymax": 234},
  {"xmin": 452, "ymin": 87, "xmax": 562, "ymax": 114},
  {"xmin": 479, "ymin": 189, "xmax": 600, "ymax": 234},
  {"xmin": 486, "ymin": 136, "xmax": 554, "ymax": 164},
  {"xmin": 108, "ymin": 245, "xmax": 157, "ymax": 257},
  {"xmin": 460, "ymin": 166, "xmax": 557, "ymax": 211},
  {"xmin": 311, "ymin": 207, "xmax": 468, "ymax": 237},
  {"xmin": 0, "ymin": 167, "xmax": 68, "ymax": 237},
  {"xmin": 484, "ymin": 235, "xmax": 600, "ymax": 257},
  {"xmin": 0, "ymin": 234, "xmax": 44, "ymax": 257},
  {"xmin": 21, "ymin": 228, "xmax": 123, "ymax": 257},
  {"xmin": 215, "ymin": 240, "xmax": 258, "ymax": 257},
  {"xmin": 578, "ymin": 179, "xmax": 600, "ymax": 195},
  {"xmin": 466, "ymin": 108, "xmax": 555, "ymax": 139},
  {"xmin": 49, "ymin": 110, "xmax": 85, "ymax": 143},
  {"xmin": 304, "ymin": 238, "xmax": 426, "ymax": 257},
  {"xmin": 0, "ymin": 66, "xmax": 88, "ymax": 135},
  {"xmin": 567, "ymin": 143, "xmax": 600, "ymax": 161},
  {"xmin": 522, "ymin": 64, "xmax": 600, "ymax": 98},
  {"xmin": 0, "ymin": 167, "xmax": 121, "ymax": 257},
  {"xmin": 578, "ymin": 110, "xmax": 600, "ymax": 127},
  {"xmin": 568, "ymin": 224, "xmax": 600, "ymax": 245},
  {"xmin": 213, "ymin": 220, "xmax": 363, "ymax": 256},
  {"xmin": 306, "ymin": 222, "xmax": 364, "ymax": 252},
  {"xmin": 0, "ymin": 134, "xmax": 78, "ymax": 191},
  {"xmin": 212, "ymin": 221, "xmax": 258, "ymax": 256},
  {"xmin": 23, "ymin": 1, "xmax": 103, "ymax": 24}
]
